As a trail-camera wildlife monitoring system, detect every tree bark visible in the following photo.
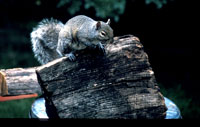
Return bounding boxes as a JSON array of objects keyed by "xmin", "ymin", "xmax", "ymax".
[{"xmin": 36, "ymin": 35, "xmax": 167, "ymax": 119}]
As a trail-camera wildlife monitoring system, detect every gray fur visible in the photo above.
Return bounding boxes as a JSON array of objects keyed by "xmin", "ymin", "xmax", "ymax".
[{"xmin": 31, "ymin": 15, "xmax": 114, "ymax": 64}]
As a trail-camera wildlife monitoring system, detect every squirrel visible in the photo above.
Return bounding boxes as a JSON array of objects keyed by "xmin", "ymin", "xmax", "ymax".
[{"xmin": 30, "ymin": 15, "xmax": 114, "ymax": 65}]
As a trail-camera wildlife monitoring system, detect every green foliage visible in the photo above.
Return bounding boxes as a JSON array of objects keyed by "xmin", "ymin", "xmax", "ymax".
[
  {"xmin": 0, "ymin": 28, "xmax": 40, "ymax": 69},
  {"xmin": 145, "ymin": 0, "xmax": 173, "ymax": 8},
  {"xmin": 35, "ymin": 0, "xmax": 42, "ymax": 6},
  {"xmin": 57, "ymin": 0, "xmax": 82, "ymax": 16},
  {"xmin": 84, "ymin": 0, "xmax": 126, "ymax": 22},
  {"xmin": 0, "ymin": 49, "xmax": 40, "ymax": 69},
  {"xmin": 57, "ymin": 0, "xmax": 126, "ymax": 22},
  {"xmin": 56, "ymin": 0, "xmax": 173, "ymax": 21},
  {"xmin": 35, "ymin": 0, "xmax": 173, "ymax": 22}
]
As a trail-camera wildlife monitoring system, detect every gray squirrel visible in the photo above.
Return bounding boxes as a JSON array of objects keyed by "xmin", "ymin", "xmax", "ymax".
[{"xmin": 31, "ymin": 15, "xmax": 114, "ymax": 65}]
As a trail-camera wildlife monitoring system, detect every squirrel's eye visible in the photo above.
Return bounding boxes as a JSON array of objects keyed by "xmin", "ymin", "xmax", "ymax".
[{"xmin": 100, "ymin": 31, "xmax": 106, "ymax": 37}]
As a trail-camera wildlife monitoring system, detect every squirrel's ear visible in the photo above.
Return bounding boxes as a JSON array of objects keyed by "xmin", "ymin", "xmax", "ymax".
[
  {"xmin": 106, "ymin": 19, "xmax": 111, "ymax": 25},
  {"xmin": 96, "ymin": 21, "xmax": 101, "ymax": 30}
]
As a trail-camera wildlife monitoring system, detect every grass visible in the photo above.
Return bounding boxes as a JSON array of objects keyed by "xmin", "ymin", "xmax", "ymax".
[{"xmin": 0, "ymin": 97, "xmax": 36, "ymax": 118}]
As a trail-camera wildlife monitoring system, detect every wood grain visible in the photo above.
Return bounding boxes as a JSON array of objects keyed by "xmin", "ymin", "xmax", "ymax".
[{"xmin": 36, "ymin": 35, "xmax": 167, "ymax": 118}]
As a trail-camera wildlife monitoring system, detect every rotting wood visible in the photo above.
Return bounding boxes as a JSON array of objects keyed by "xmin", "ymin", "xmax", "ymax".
[{"xmin": 36, "ymin": 35, "xmax": 167, "ymax": 118}]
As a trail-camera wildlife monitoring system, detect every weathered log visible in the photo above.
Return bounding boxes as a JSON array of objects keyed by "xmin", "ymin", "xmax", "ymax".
[
  {"xmin": 0, "ymin": 67, "xmax": 41, "ymax": 96},
  {"xmin": 36, "ymin": 35, "xmax": 167, "ymax": 119}
]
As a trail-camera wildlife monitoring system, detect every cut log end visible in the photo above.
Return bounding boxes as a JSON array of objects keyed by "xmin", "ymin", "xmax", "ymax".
[{"xmin": 0, "ymin": 71, "xmax": 8, "ymax": 96}]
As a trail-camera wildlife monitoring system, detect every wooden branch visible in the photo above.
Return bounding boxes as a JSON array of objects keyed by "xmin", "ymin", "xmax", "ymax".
[
  {"xmin": 36, "ymin": 35, "xmax": 167, "ymax": 118},
  {"xmin": 0, "ymin": 68, "xmax": 42, "ymax": 96}
]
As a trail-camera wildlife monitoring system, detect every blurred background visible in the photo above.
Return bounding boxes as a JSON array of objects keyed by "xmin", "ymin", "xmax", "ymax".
[{"xmin": 0, "ymin": 0, "xmax": 199, "ymax": 118}]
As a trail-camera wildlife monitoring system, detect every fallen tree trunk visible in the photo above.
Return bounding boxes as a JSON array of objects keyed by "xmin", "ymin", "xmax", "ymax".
[
  {"xmin": 0, "ymin": 35, "xmax": 167, "ymax": 118},
  {"xmin": 36, "ymin": 35, "xmax": 167, "ymax": 118}
]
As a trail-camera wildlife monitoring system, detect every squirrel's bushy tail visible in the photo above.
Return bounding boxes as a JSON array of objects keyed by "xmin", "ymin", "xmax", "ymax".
[{"xmin": 30, "ymin": 18, "xmax": 64, "ymax": 65}]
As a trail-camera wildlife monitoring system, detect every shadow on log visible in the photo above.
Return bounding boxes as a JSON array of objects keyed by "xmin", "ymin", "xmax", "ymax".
[{"xmin": 36, "ymin": 35, "xmax": 167, "ymax": 118}]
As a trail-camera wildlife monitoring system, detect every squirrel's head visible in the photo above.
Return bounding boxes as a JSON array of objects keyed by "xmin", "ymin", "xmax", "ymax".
[{"xmin": 95, "ymin": 19, "xmax": 114, "ymax": 44}]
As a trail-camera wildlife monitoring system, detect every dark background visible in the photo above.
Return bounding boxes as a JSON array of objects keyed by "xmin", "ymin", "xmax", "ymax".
[{"xmin": 0, "ymin": 0, "xmax": 199, "ymax": 118}]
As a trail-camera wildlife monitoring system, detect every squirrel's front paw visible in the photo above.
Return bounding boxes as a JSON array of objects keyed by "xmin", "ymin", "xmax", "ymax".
[
  {"xmin": 98, "ymin": 43, "xmax": 106, "ymax": 55},
  {"xmin": 65, "ymin": 53, "xmax": 76, "ymax": 61}
]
